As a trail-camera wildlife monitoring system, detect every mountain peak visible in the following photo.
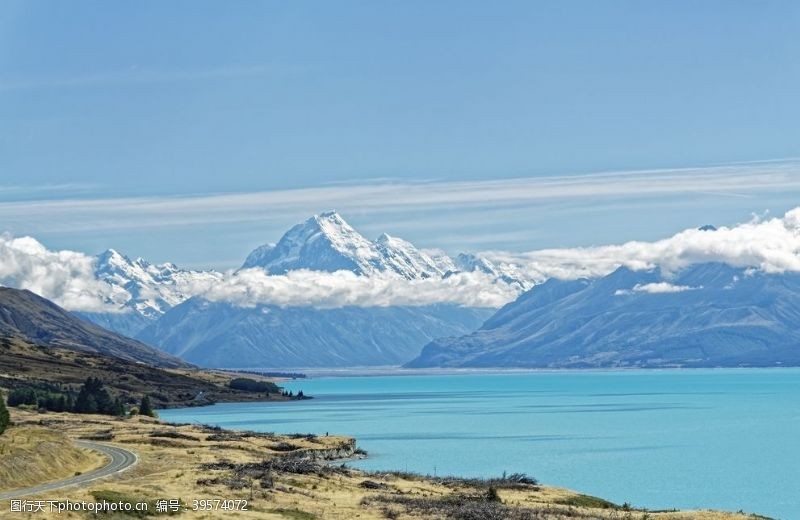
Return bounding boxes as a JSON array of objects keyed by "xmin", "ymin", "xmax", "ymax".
[
  {"xmin": 242, "ymin": 213, "xmax": 445, "ymax": 279},
  {"xmin": 310, "ymin": 211, "xmax": 363, "ymax": 241},
  {"xmin": 97, "ymin": 248, "xmax": 130, "ymax": 266},
  {"xmin": 318, "ymin": 209, "xmax": 340, "ymax": 219},
  {"xmin": 240, "ymin": 212, "xmax": 530, "ymax": 286},
  {"xmin": 92, "ymin": 248, "xmax": 215, "ymax": 322},
  {"xmin": 241, "ymin": 212, "xmax": 378, "ymax": 275},
  {"xmin": 311, "ymin": 210, "xmax": 351, "ymax": 231}
]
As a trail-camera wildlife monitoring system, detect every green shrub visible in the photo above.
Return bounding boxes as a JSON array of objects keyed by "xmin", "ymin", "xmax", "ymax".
[
  {"xmin": 0, "ymin": 393, "xmax": 10, "ymax": 435},
  {"xmin": 7, "ymin": 386, "xmax": 73, "ymax": 413},
  {"xmin": 229, "ymin": 377, "xmax": 280, "ymax": 393},
  {"xmin": 555, "ymin": 494, "xmax": 619, "ymax": 509},
  {"xmin": 139, "ymin": 395, "xmax": 157, "ymax": 417}
]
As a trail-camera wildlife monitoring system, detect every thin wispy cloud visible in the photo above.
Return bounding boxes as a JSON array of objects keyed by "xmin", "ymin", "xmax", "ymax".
[{"xmin": 2, "ymin": 161, "xmax": 800, "ymax": 235}]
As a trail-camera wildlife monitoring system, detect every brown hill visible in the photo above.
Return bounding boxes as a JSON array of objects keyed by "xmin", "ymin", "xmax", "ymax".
[
  {"xmin": 0, "ymin": 287, "xmax": 185, "ymax": 368},
  {"xmin": 0, "ymin": 336, "xmax": 283, "ymax": 408}
]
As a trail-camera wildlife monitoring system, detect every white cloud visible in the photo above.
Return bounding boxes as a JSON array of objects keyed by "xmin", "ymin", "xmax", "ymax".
[
  {"xmin": 0, "ymin": 235, "xmax": 519, "ymax": 311},
  {"xmin": 484, "ymin": 207, "xmax": 800, "ymax": 283},
  {"xmin": 6, "ymin": 204, "xmax": 800, "ymax": 312},
  {"xmin": 615, "ymin": 282, "xmax": 699, "ymax": 296},
  {"xmin": 634, "ymin": 282, "xmax": 698, "ymax": 294},
  {"xmin": 0, "ymin": 234, "xmax": 121, "ymax": 313},
  {"xmin": 179, "ymin": 268, "xmax": 518, "ymax": 309}
]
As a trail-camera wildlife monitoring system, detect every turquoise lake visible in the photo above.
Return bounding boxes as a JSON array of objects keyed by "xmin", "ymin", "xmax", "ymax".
[{"xmin": 159, "ymin": 370, "xmax": 800, "ymax": 519}]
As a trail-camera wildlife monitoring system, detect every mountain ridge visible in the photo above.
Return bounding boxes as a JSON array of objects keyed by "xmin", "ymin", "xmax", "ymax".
[
  {"xmin": 242, "ymin": 211, "xmax": 457, "ymax": 280},
  {"xmin": 407, "ymin": 262, "xmax": 800, "ymax": 368},
  {"xmin": 0, "ymin": 286, "xmax": 188, "ymax": 368},
  {"xmin": 80, "ymin": 211, "xmax": 529, "ymax": 339}
]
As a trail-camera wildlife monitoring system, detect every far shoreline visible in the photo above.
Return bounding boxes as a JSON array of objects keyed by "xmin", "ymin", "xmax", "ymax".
[{"xmin": 216, "ymin": 364, "xmax": 800, "ymax": 379}]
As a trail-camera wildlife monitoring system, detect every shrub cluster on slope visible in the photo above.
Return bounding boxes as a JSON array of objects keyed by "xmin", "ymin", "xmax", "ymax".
[{"xmin": 0, "ymin": 393, "xmax": 9, "ymax": 435}]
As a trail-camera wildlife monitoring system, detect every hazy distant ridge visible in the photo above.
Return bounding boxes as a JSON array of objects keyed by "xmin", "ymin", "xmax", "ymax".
[{"xmin": 408, "ymin": 262, "xmax": 800, "ymax": 368}]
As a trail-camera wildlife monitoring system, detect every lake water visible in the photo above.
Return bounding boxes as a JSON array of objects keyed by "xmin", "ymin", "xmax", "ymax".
[{"xmin": 160, "ymin": 370, "xmax": 799, "ymax": 519}]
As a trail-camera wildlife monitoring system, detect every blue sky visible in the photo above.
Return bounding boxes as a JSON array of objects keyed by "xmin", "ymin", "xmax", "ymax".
[{"xmin": 1, "ymin": 1, "xmax": 799, "ymax": 268}]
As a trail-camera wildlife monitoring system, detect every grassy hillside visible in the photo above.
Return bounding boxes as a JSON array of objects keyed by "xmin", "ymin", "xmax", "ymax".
[
  {"xmin": 0, "ymin": 425, "xmax": 103, "ymax": 490},
  {"xmin": 0, "ymin": 287, "xmax": 186, "ymax": 368},
  {"xmin": 0, "ymin": 336, "xmax": 292, "ymax": 409}
]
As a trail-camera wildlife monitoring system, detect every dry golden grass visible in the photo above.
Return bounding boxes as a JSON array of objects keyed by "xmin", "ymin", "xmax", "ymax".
[
  {"xmin": 0, "ymin": 409, "xmax": 767, "ymax": 520},
  {"xmin": 0, "ymin": 425, "xmax": 104, "ymax": 490}
]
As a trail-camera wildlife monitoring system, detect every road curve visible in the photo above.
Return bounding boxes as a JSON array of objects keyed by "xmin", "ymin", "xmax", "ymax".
[{"xmin": 0, "ymin": 441, "xmax": 138, "ymax": 500}]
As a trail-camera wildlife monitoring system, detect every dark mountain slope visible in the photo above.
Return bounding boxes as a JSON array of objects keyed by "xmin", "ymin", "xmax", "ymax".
[
  {"xmin": 407, "ymin": 263, "xmax": 800, "ymax": 368},
  {"xmin": 0, "ymin": 287, "xmax": 187, "ymax": 368},
  {"xmin": 0, "ymin": 336, "xmax": 288, "ymax": 408}
]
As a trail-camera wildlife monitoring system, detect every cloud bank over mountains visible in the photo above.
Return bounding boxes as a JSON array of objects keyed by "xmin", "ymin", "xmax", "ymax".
[
  {"xmin": 3, "ymin": 207, "xmax": 800, "ymax": 312},
  {"xmin": 184, "ymin": 268, "xmax": 518, "ymax": 309},
  {"xmin": 0, "ymin": 234, "xmax": 120, "ymax": 312},
  {"xmin": 484, "ymin": 208, "xmax": 800, "ymax": 282}
]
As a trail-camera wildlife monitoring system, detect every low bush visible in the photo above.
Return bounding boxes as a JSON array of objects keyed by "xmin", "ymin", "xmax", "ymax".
[
  {"xmin": 0, "ymin": 393, "xmax": 9, "ymax": 435},
  {"xmin": 554, "ymin": 493, "xmax": 618, "ymax": 509},
  {"xmin": 149, "ymin": 430, "xmax": 199, "ymax": 441},
  {"xmin": 228, "ymin": 378, "xmax": 280, "ymax": 394}
]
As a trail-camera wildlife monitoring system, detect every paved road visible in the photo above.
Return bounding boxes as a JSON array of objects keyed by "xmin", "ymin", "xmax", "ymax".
[{"xmin": 0, "ymin": 441, "xmax": 138, "ymax": 500}]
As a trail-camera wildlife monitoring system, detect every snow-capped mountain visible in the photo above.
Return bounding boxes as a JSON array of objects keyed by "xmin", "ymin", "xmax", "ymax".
[
  {"xmin": 94, "ymin": 248, "xmax": 221, "ymax": 317},
  {"xmin": 242, "ymin": 210, "xmax": 441, "ymax": 278},
  {"xmin": 373, "ymin": 233, "xmax": 449, "ymax": 279},
  {"xmin": 240, "ymin": 243, "xmax": 276, "ymax": 270},
  {"xmin": 241, "ymin": 210, "xmax": 530, "ymax": 285},
  {"xmin": 78, "ymin": 211, "xmax": 532, "ymax": 350},
  {"xmin": 453, "ymin": 253, "xmax": 532, "ymax": 291},
  {"xmin": 96, "ymin": 249, "xmax": 187, "ymax": 317},
  {"xmin": 78, "ymin": 249, "xmax": 222, "ymax": 336}
]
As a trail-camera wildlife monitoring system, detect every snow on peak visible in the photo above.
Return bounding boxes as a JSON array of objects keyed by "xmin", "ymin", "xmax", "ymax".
[
  {"xmin": 242, "ymin": 211, "xmax": 381, "ymax": 275},
  {"xmin": 96, "ymin": 248, "xmax": 130, "ymax": 269},
  {"xmin": 454, "ymin": 253, "xmax": 532, "ymax": 290},
  {"xmin": 242, "ymin": 212, "xmax": 448, "ymax": 279},
  {"xmin": 94, "ymin": 249, "xmax": 221, "ymax": 318},
  {"xmin": 373, "ymin": 233, "xmax": 444, "ymax": 279},
  {"xmin": 88, "ymin": 212, "xmax": 533, "ymax": 321},
  {"xmin": 241, "ymin": 243, "xmax": 276, "ymax": 269},
  {"xmin": 241, "ymin": 212, "xmax": 532, "ymax": 287}
]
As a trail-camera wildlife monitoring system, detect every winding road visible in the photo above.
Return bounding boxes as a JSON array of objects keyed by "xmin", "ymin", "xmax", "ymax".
[{"xmin": 0, "ymin": 441, "xmax": 138, "ymax": 500}]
